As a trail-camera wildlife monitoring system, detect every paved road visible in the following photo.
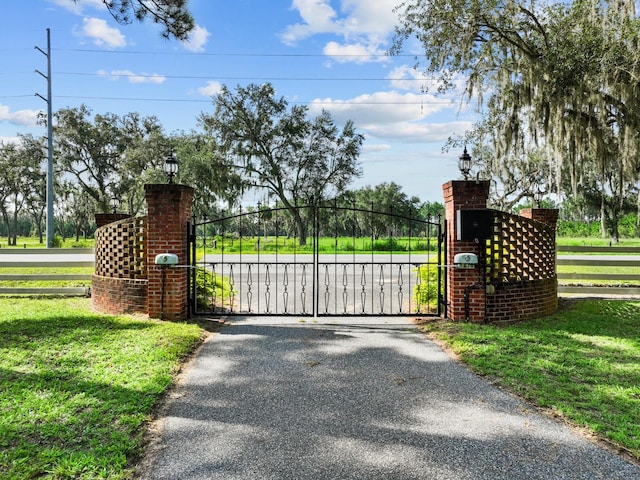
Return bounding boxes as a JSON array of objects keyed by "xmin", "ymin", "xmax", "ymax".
[
  {"xmin": 139, "ymin": 316, "xmax": 640, "ymax": 480},
  {"xmin": 197, "ymin": 254, "xmax": 439, "ymax": 315},
  {"xmin": 0, "ymin": 252, "xmax": 94, "ymax": 266}
]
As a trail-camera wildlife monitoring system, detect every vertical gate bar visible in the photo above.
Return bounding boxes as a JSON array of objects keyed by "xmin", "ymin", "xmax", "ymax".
[
  {"xmin": 274, "ymin": 207, "xmax": 279, "ymax": 314},
  {"xmin": 426, "ymin": 223, "xmax": 431, "ymax": 314},
  {"xmin": 370, "ymin": 202, "xmax": 374, "ymax": 315},
  {"xmin": 385, "ymin": 209, "xmax": 390, "ymax": 314},
  {"xmin": 333, "ymin": 202, "xmax": 338, "ymax": 313},
  {"xmin": 313, "ymin": 205, "xmax": 319, "ymax": 318},
  {"xmin": 188, "ymin": 220, "xmax": 193, "ymax": 316},
  {"xmin": 256, "ymin": 205, "xmax": 261, "ymax": 314},
  {"xmin": 237, "ymin": 207, "xmax": 243, "ymax": 313},
  {"xmin": 293, "ymin": 209, "xmax": 298, "ymax": 314},
  {"xmin": 352, "ymin": 201, "xmax": 356, "ymax": 315},
  {"xmin": 440, "ymin": 217, "xmax": 446, "ymax": 318}
]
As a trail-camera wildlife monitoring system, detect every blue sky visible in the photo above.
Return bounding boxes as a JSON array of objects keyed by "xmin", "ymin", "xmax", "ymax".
[{"xmin": 1, "ymin": 0, "xmax": 478, "ymax": 202}]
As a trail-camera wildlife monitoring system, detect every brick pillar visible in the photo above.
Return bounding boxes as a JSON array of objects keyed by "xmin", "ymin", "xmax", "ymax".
[
  {"xmin": 145, "ymin": 184, "xmax": 194, "ymax": 320},
  {"xmin": 442, "ymin": 180, "xmax": 491, "ymax": 322},
  {"xmin": 519, "ymin": 208, "xmax": 559, "ymax": 230}
]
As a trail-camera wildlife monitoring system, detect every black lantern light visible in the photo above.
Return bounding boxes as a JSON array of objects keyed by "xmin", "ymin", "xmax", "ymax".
[
  {"xmin": 533, "ymin": 185, "xmax": 546, "ymax": 208},
  {"xmin": 110, "ymin": 195, "xmax": 118, "ymax": 214},
  {"xmin": 458, "ymin": 147, "xmax": 472, "ymax": 180},
  {"xmin": 164, "ymin": 150, "xmax": 178, "ymax": 184}
]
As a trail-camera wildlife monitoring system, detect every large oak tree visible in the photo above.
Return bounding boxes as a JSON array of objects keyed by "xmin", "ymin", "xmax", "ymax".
[
  {"xmin": 393, "ymin": 0, "xmax": 640, "ymax": 238},
  {"xmin": 200, "ymin": 83, "xmax": 364, "ymax": 245}
]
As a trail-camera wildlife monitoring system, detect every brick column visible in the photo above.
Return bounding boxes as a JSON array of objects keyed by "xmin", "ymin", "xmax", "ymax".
[
  {"xmin": 519, "ymin": 208, "xmax": 559, "ymax": 230},
  {"xmin": 442, "ymin": 180, "xmax": 491, "ymax": 322},
  {"xmin": 145, "ymin": 184, "xmax": 194, "ymax": 320}
]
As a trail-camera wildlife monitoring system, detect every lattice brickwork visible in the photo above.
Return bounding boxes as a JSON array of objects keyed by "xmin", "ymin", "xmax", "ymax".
[
  {"xmin": 486, "ymin": 210, "xmax": 555, "ymax": 284},
  {"xmin": 95, "ymin": 216, "xmax": 147, "ymax": 279}
]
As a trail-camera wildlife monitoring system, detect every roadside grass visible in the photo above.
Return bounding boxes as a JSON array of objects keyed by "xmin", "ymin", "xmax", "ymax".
[
  {"xmin": 0, "ymin": 297, "xmax": 203, "ymax": 480},
  {"xmin": 420, "ymin": 299, "xmax": 640, "ymax": 460},
  {"xmin": 557, "ymin": 264, "xmax": 640, "ymax": 285},
  {"xmin": 198, "ymin": 235, "xmax": 439, "ymax": 255},
  {"xmin": 0, "ymin": 237, "xmax": 94, "ymax": 249},
  {"xmin": 557, "ymin": 237, "xmax": 640, "ymax": 248}
]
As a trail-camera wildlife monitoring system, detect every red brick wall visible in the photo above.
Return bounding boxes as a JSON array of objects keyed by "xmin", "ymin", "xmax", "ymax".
[
  {"xmin": 519, "ymin": 208, "xmax": 559, "ymax": 229},
  {"xmin": 144, "ymin": 184, "xmax": 194, "ymax": 320},
  {"xmin": 443, "ymin": 180, "xmax": 558, "ymax": 323},
  {"xmin": 442, "ymin": 180, "xmax": 491, "ymax": 322},
  {"xmin": 91, "ymin": 274, "xmax": 148, "ymax": 315},
  {"xmin": 95, "ymin": 213, "xmax": 132, "ymax": 228},
  {"xmin": 485, "ymin": 278, "xmax": 557, "ymax": 324}
]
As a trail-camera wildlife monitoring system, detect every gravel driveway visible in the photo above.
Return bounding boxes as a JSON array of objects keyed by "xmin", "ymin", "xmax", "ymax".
[{"xmin": 139, "ymin": 316, "xmax": 640, "ymax": 480}]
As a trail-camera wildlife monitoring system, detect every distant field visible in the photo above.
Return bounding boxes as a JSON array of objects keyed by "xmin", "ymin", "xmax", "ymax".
[
  {"xmin": 0, "ymin": 237, "xmax": 94, "ymax": 249},
  {"xmin": 556, "ymin": 237, "xmax": 640, "ymax": 248},
  {"xmin": 2, "ymin": 235, "xmax": 639, "ymax": 250}
]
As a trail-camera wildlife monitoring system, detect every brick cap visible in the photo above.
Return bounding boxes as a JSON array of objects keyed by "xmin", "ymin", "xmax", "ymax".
[
  {"xmin": 442, "ymin": 179, "xmax": 491, "ymax": 191},
  {"xmin": 144, "ymin": 183, "xmax": 194, "ymax": 196}
]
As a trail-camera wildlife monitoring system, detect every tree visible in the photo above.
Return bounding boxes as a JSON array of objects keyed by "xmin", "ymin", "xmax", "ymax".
[
  {"xmin": 200, "ymin": 83, "xmax": 364, "ymax": 245},
  {"xmin": 73, "ymin": 0, "xmax": 194, "ymax": 40},
  {"xmin": 53, "ymin": 105, "xmax": 169, "ymax": 215},
  {"xmin": 0, "ymin": 140, "xmax": 46, "ymax": 246},
  {"xmin": 393, "ymin": 0, "xmax": 640, "ymax": 240},
  {"xmin": 18, "ymin": 135, "xmax": 48, "ymax": 244},
  {"xmin": 57, "ymin": 182, "xmax": 95, "ymax": 242},
  {"xmin": 171, "ymin": 132, "xmax": 243, "ymax": 220},
  {"xmin": 354, "ymin": 183, "xmax": 422, "ymax": 238}
]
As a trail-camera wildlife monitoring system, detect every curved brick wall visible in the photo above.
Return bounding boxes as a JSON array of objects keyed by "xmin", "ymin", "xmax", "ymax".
[
  {"xmin": 92, "ymin": 216, "xmax": 148, "ymax": 316},
  {"xmin": 91, "ymin": 275, "xmax": 148, "ymax": 315},
  {"xmin": 485, "ymin": 277, "xmax": 558, "ymax": 324}
]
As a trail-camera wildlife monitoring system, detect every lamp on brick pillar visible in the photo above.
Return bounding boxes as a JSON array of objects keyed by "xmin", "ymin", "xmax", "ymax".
[
  {"xmin": 110, "ymin": 195, "xmax": 118, "ymax": 214},
  {"xmin": 145, "ymin": 183, "xmax": 194, "ymax": 320},
  {"xmin": 533, "ymin": 185, "xmax": 546, "ymax": 208},
  {"xmin": 442, "ymin": 157, "xmax": 491, "ymax": 322},
  {"xmin": 164, "ymin": 150, "xmax": 179, "ymax": 184},
  {"xmin": 458, "ymin": 147, "xmax": 472, "ymax": 180}
]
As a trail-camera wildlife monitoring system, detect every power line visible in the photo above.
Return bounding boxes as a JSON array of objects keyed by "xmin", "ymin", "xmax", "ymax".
[
  {"xmin": 54, "ymin": 94, "xmax": 455, "ymax": 106},
  {"xmin": 54, "ymin": 48, "xmax": 417, "ymax": 58},
  {"xmin": 57, "ymin": 71, "xmax": 441, "ymax": 82}
]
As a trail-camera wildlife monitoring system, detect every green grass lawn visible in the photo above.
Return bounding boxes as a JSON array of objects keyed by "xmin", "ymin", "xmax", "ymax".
[
  {"xmin": 420, "ymin": 299, "xmax": 640, "ymax": 460},
  {"xmin": 0, "ymin": 298, "xmax": 202, "ymax": 479},
  {"xmin": 0, "ymin": 237, "xmax": 95, "ymax": 249},
  {"xmin": 557, "ymin": 237, "xmax": 640, "ymax": 248}
]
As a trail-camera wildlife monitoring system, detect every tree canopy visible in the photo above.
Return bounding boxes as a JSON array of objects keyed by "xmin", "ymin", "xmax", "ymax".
[
  {"xmin": 199, "ymin": 83, "xmax": 364, "ymax": 244},
  {"xmin": 393, "ymin": 0, "xmax": 640, "ymax": 238}
]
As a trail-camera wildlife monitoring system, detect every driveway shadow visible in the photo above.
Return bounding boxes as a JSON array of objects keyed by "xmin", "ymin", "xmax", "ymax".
[{"xmin": 140, "ymin": 317, "xmax": 640, "ymax": 480}]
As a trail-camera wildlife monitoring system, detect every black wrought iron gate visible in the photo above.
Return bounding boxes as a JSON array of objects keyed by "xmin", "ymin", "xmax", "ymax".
[{"xmin": 188, "ymin": 204, "xmax": 444, "ymax": 317}]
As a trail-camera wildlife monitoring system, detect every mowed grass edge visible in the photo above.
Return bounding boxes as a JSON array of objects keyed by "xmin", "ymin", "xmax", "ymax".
[
  {"xmin": 419, "ymin": 299, "xmax": 640, "ymax": 461},
  {"xmin": 0, "ymin": 298, "xmax": 203, "ymax": 479}
]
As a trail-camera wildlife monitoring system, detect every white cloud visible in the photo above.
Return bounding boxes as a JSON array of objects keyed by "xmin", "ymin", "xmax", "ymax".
[
  {"xmin": 309, "ymin": 91, "xmax": 455, "ymax": 125},
  {"xmin": 47, "ymin": 0, "xmax": 105, "ymax": 15},
  {"xmin": 322, "ymin": 41, "xmax": 388, "ymax": 64},
  {"xmin": 80, "ymin": 17, "xmax": 126, "ymax": 48},
  {"xmin": 387, "ymin": 66, "xmax": 434, "ymax": 93},
  {"xmin": 281, "ymin": 0, "xmax": 339, "ymax": 44},
  {"xmin": 181, "ymin": 24, "xmax": 211, "ymax": 52},
  {"xmin": 98, "ymin": 69, "xmax": 166, "ymax": 84},
  {"xmin": 306, "ymin": 90, "xmax": 472, "ymax": 143},
  {"xmin": 362, "ymin": 143, "xmax": 391, "ymax": 153},
  {"xmin": 197, "ymin": 81, "xmax": 223, "ymax": 97},
  {"xmin": 0, "ymin": 104, "xmax": 41, "ymax": 128},
  {"xmin": 363, "ymin": 120, "xmax": 474, "ymax": 143},
  {"xmin": 282, "ymin": 0, "xmax": 400, "ymax": 63},
  {"xmin": 0, "ymin": 136, "xmax": 21, "ymax": 145}
]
